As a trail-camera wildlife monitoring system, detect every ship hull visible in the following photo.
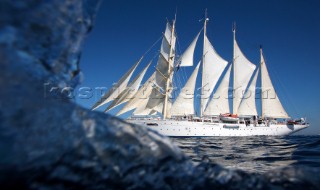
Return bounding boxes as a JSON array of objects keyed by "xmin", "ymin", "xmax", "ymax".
[{"xmin": 127, "ymin": 119, "xmax": 308, "ymax": 136}]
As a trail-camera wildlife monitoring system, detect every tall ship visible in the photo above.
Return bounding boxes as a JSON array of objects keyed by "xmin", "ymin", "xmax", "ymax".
[{"xmin": 92, "ymin": 14, "xmax": 308, "ymax": 136}]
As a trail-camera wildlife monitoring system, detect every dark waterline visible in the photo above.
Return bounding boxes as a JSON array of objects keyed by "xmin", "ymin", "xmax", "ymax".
[{"xmin": 171, "ymin": 135, "xmax": 320, "ymax": 173}]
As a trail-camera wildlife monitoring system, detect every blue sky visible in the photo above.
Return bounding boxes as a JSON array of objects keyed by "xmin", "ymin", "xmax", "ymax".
[{"xmin": 76, "ymin": 0, "xmax": 320, "ymax": 135}]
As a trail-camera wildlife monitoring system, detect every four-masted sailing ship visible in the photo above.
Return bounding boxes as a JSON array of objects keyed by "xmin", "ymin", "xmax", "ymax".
[{"xmin": 92, "ymin": 14, "xmax": 308, "ymax": 136}]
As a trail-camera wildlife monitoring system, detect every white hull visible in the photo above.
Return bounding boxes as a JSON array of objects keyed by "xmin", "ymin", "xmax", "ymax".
[{"xmin": 127, "ymin": 119, "xmax": 308, "ymax": 136}]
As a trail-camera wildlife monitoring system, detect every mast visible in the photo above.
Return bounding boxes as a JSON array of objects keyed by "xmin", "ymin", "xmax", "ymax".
[
  {"xmin": 260, "ymin": 46, "xmax": 264, "ymax": 118},
  {"xmin": 232, "ymin": 22, "xmax": 236, "ymax": 114},
  {"xmin": 201, "ymin": 9, "xmax": 208, "ymax": 117},
  {"xmin": 162, "ymin": 16, "xmax": 176, "ymax": 119},
  {"xmin": 232, "ymin": 23, "xmax": 256, "ymax": 114}
]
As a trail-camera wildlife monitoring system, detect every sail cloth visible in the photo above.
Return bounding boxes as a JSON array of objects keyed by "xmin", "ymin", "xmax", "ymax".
[
  {"xmin": 171, "ymin": 61, "xmax": 201, "ymax": 116},
  {"xmin": 177, "ymin": 31, "xmax": 201, "ymax": 67},
  {"xmin": 201, "ymin": 35, "xmax": 228, "ymax": 114},
  {"xmin": 116, "ymin": 72, "xmax": 156, "ymax": 116},
  {"xmin": 158, "ymin": 22, "xmax": 175, "ymax": 84},
  {"xmin": 132, "ymin": 100, "xmax": 152, "ymax": 116},
  {"xmin": 204, "ymin": 64, "xmax": 232, "ymax": 116},
  {"xmin": 260, "ymin": 50, "xmax": 289, "ymax": 118},
  {"xmin": 133, "ymin": 98, "xmax": 166, "ymax": 116},
  {"xmin": 145, "ymin": 22, "xmax": 176, "ymax": 115},
  {"xmin": 91, "ymin": 57, "xmax": 142, "ymax": 110},
  {"xmin": 233, "ymin": 36, "xmax": 256, "ymax": 114},
  {"xmin": 104, "ymin": 61, "xmax": 151, "ymax": 112},
  {"xmin": 237, "ymin": 68, "xmax": 259, "ymax": 116}
]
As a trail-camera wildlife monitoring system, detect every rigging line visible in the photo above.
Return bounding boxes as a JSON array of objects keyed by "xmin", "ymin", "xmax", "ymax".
[
  {"xmin": 151, "ymin": 82, "xmax": 166, "ymax": 96},
  {"xmin": 176, "ymin": 61, "xmax": 188, "ymax": 87},
  {"xmin": 173, "ymin": 31, "xmax": 186, "ymax": 93},
  {"xmin": 175, "ymin": 26, "xmax": 182, "ymax": 55},
  {"xmin": 181, "ymin": 68, "xmax": 187, "ymax": 86},
  {"xmin": 173, "ymin": 67, "xmax": 179, "ymax": 83},
  {"xmin": 175, "ymin": 68, "xmax": 184, "ymax": 96},
  {"xmin": 155, "ymin": 66, "xmax": 168, "ymax": 80},
  {"xmin": 142, "ymin": 35, "xmax": 163, "ymax": 58},
  {"xmin": 176, "ymin": 79, "xmax": 182, "ymax": 100},
  {"xmin": 153, "ymin": 64, "xmax": 175, "ymax": 91},
  {"xmin": 172, "ymin": 38, "xmax": 178, "ymax": 92},
  {"xmin": 175, "ymin": 69, "xmax": 189, "ymax": 100},
  {"xmin": 176, "ymin": 67, "xmax": 186, "ymax": 94},
  {"xmin": 182, "ymin": 65, "xmax": 188, "ymax": 83},
  {"xmin": 144, "ymin": 49, "xmax": 162, "ymax": 75},
  {"xmin": 176, "ymin": 67, "xmax": 183, "ymax": 88},
  {"xmin": 151, "ymin": 51, "xmax": 159, "ymax": 63}
]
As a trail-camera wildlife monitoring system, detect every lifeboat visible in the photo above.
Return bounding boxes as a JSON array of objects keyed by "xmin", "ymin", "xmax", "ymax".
[
  {"xmin": 287, "ymin": 118, "xmax": 305, "ymax": 125},
  {"xmin": 220, "ymin": 113, "xmax": 239, "ymax": 122}
]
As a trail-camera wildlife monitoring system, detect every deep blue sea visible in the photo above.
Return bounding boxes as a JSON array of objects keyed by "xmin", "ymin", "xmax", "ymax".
[{"xmin": 171, "ymin": 136, "xmax": 320, "ymax": 173}]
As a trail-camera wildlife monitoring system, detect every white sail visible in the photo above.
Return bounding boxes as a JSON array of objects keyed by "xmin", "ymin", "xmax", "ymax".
[
  {"xmin": 146, "ymin": 21, "xmax": 176, "ymax": 116},
  {"xmin": 152, "ymin": 101, "xmax": 165, "ymax": 115},
  {"xmin": 132, "ymin": 100, "xmax": 152, "ymax": 116},
  {"xmin": 91, "ymin": 57, "xmax": 142, "ymax": 110},
  {"xmin": 133, "ymin": 109, "xmax": 153, "ymax": 116},
  {"xmin": 204, "ymin": 64, "xmax": 231, "ymax": 115},
  {"xmin": 154, "ymin": 22, "xmax": 174, "ymax": 90},
  {"xmin": 237, "ymin": 68, "xmax": 259, "ymax": 116},
  {"xmin": 178, "ymin": 31, "xmax": 201, "ymax": 67},
  {"xmin": 116, "ymin": 72, "xmax": 156, "ymax": 116},
  {"xmin": 165, "ymin": 100, "xmax": 172, "ymax": 118},
  {"xmin": 133, "ymin": 98, "xmax": 165, "ymax": 116},
  {"xmin": 201, "ymin": 35, "xmax": 228, "ymax": 113},
  {"xmin": 233, "ymin": 34, "xmax": 256, "ymax": 114},
  {"xmin": 164, "ymin": 22, "xmax": 173, "ymax": 45},
  {"xmin": 260, "ymin": 49, "xmax": 289, "ymax": 118},
  {"xmin": 104, "ymin": 61, "xmax": 151, "ymax": 112},
  {"xmin": 171, "ymin": 61, "xmax": 200, "ymax": 116}
]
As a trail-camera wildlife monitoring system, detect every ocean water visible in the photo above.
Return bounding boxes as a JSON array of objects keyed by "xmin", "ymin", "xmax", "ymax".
[{"xmin": 171, "ymin": 135, "xmax": 320, "ymax": 173}]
